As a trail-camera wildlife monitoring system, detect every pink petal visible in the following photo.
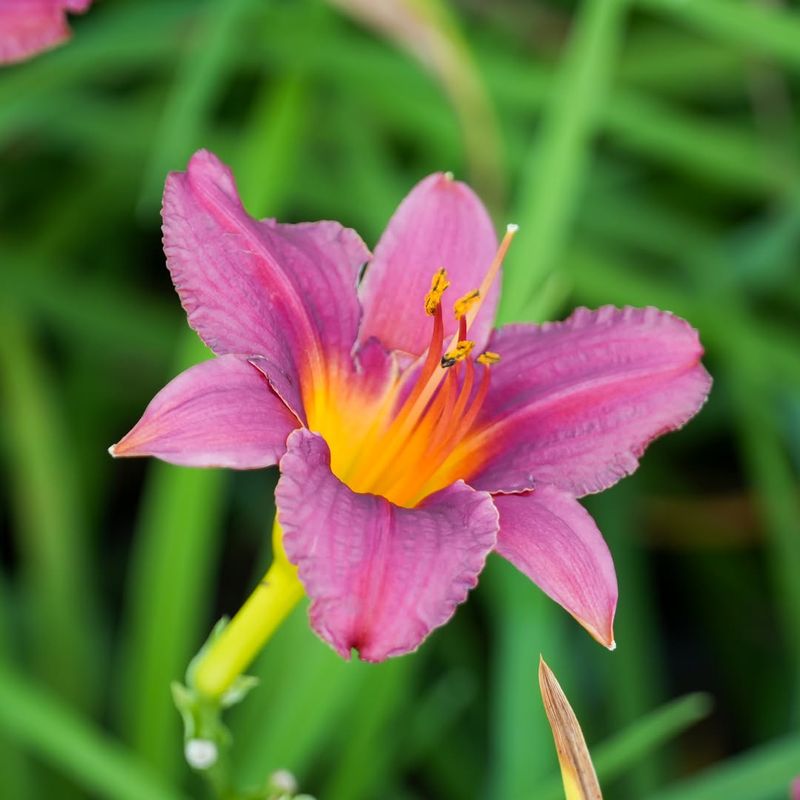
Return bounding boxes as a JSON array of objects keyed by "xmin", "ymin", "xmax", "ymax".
[
  {"xmin": 0, "ymin": 0, "xmax": 90, "ymax": 64},
  {"xmin": 110, "ymin": 355, "xmax": 299, "ymax": 469},
  {"xmin": 275, "ymin": 429, "xmax": 498, "ymax": 661},
  {"xmin": 358, "ymin": 172, "xmax": 499, "ymax": 359},
  {"xmin": 494, "ymin": 486, "xmax": 617, "ymax": 648},
  {"xmin": 472, "ymin": 306, "xmax": 712, "ymax": 496},
  {"xmin": 162, "ymin": 150, "xmax": 370, "ymax": 419}
]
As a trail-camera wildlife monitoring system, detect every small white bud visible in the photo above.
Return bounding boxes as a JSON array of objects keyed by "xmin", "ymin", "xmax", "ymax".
[
  {"xmin": 506, "ymin": 223, "xmax": 519, "ymax": 234},
  {"xmin": 443, "ymin": 171, "xmax": 454, "ymax": 180},
  {"xmin": 185, "ymin": 738, "xmax": 218, "ymax": 770},
  {"xmin": 269, "ymin": 769, "xmax": 298, "ymax": 794}
]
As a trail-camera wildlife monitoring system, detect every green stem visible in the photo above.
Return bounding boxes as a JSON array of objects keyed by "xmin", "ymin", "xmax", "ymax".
[{"xmin": 193, "ymin": 520, "xmax": 304, "ymax": 701}]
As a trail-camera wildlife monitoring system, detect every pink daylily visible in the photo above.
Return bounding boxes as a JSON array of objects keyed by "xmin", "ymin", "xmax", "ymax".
[
  {"xmin": 0, "ymin": 0, "xmax": 91, "ymax": 64},
  {"xmin": 111, "ymin": 150, "xmax": 711, "ymax": 661}
]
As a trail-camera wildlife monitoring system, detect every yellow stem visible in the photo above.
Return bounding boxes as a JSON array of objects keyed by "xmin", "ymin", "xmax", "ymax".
[{"xmin": 192, "ymin": 518, "xmax": 304, "ymax": 700}]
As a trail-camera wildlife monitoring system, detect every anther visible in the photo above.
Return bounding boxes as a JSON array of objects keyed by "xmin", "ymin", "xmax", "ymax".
[
  {"xmin": 441, "ymin": 340, "xmax": 475, "ymax": 367},
  {"xmin": 454, "ymin": 289, "xmax": 480, "ymax": 319},
  {"xmin": 424, "ymin": 268, "xmax": 450, "ymax": 315},
  {"xmin": 477, "ymin": 351, "xmax": 501, "ymax": 366}
]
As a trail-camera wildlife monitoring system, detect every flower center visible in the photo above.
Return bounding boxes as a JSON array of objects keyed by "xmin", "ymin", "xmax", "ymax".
[{"xmin": 310, "ymin": 225, "xmax": 517, "ymax": 508}]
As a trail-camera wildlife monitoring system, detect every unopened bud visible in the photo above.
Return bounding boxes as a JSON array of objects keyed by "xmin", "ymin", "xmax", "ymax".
[{"xmin": 185, "ymin": 738, "xmax": 218, "ymax": 770}]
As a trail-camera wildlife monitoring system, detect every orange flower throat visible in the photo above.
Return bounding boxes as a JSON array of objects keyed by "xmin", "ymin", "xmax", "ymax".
[{"xmin": 307, "ymin": 225, "xmax": 517, "ymax": 508}]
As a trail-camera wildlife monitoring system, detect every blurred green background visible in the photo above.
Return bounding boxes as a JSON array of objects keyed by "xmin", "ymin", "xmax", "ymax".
[{"xmin": 1, "ymin": 0, "xmax": 799, "ymax": 798}]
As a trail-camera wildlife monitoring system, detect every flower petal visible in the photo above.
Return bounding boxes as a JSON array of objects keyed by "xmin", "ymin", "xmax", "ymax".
[
  {"xmin": 162, "ymin": 149, "xmax": 370, "ymax": 419},
  {"xmin": 472, "ymin": 306, "xmax": 712, "ymax": 496},
  {"xmin": 110, "ymin": 355, "xmax": 299, "ymax": 468},
  {"xmin": 275, "ymin": 429, "xmax": 498, "ymax": 661},
  {"xmin": 0, "ymin": 0, "xmax": 89, "ymax": 64},
  {"xmin": 494, "ymin": 486, "xmax": 617, "ymax": 648},
  {"xmin": 358, "ymin": 172, "xmax": 499, "ymax": 359}
]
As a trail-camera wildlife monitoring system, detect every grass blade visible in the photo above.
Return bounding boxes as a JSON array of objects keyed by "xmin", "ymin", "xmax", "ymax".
[
  {"xmin": 0, "ymin": 312, "xmax": 100, "ymax": 711},
  {"xmin": 639, "ymin": 0, "xmax": 800, "ymax": 71},
  {"xmin": 0, "ymin": 660, "xmax": 187, "ymax": 800},
  {"xmin": 501, "ymin": 0, "xmax": 630, "ymax": 320},
  {"xmin": 116, "ymin": 336, "xmax": 227, "ymax": 784},
  {"xmin": 538, "ymin": 693, "xmax": 712, "ymax": 800},
  {"xmin": 649, "ymin": 734, "xmax": 800, "ymax": 800}
]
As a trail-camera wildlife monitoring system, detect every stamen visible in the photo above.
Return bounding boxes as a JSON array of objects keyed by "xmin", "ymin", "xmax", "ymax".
[
  {"xmin": 401, "ymin": 303, "xmax": 444, "ymax": 415},
  {"xmin": 370, "ymin": 367, "xmax": 458, "ymax": 497},
  {"xmin": 384, "ymin": 363, "xmax": 471, "ymax": 505},
  {"xmin": 399, "ymin": 361, "xmax": 491, "ymax": 507},
  {"xmin": 424, "ymin": 268, "xmax": 450, "ymax": 315},
  {"xmin": 442, "ymin": 223, "xmax": 519, "ymax": 357},
  {"xmin": 454, "ymin": 289, "xmax": 480, "ymax": 319},
  {"xmin": 441, "ymin": 340, "xmax": 474, "ymax": 368},
  {"xmin": 477, "ymin": 351, "xmax": 501, "ymax": 366},
  {"xmin": 344, "ymin": 291, "xmax": 446, "ymax": 489}
]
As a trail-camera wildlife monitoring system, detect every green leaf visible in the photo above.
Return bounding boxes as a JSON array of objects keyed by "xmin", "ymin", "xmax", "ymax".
[{"xmin": 0, "ymin": 661, "xmax": 187, "ymax": 800}]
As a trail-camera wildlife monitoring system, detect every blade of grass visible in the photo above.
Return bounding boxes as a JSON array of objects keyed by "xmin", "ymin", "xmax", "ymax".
[
  {"xmin": 3, "ymin": 251, "xmax": 178, "ymax": 363},
  {"xmin": 0, "ymin": 660, "xmax": 188, "ymax": 800},
  {"xmin": 0, "ymin": 0, "xmax": 196, "ymax": 131},
  {"xmin": 0, "ymin": 577, "xmax": 33, "ymax": 799},
  {"xmin": 254, "ymin": 14, "xmax": 779, "ymax": 198},
  {"xmin": 0, "ymin": 311, "xmax": 100, "ymax": 712},
  {"xmin": 488, "ymin": 0, "xmax": 630, "ymax": 792},
  {"xmin": 601, "ymin": 90, "xmax": 785, "ymax": 194},
  {"xmin": 565, "ymin": 244, "xmax": 800, "ymax": 390},
  {"xmin": 728, "ymin": 371, "xmax": 800, "ymax": 681},
  {"xmin": 482, "ymin": 556, "xmax": 565, "ymax": 799},
  {"xmin": 234, "ymin": 75, "xmax": 308, "ymax": 219},
  {"xmin": 116, "ymin": 0, "xmax": 267, "ymax": 783},
  {"xmin": 400, "ymin": 668, "xmax": 475, "ymax": 770},
  {"xmin": 138, "ymin": 0, "xmax": 261, "ymax": 210},
  {"xmin": 537, "ymin": 693, "xmax": 712, "ymax": 800},
  {"xmin": 586, "ymin": 483, "xmax": 669, "ymax": 796},
  {"xmin": 729, "ymin": 188, "xmax": 800, "ymax": 290},
  {"xmin": 323, "ymin": 659, "xmax": 415, "ymax": 800},
  {"xmin": 116, "ymin": 335, "xmax": 228, "ymax": 784},
  {"xmin": 500, "ymin": 0, "xmax": 630, "ymax": 320},
  {"xmin": 639, "ymin": 0, "xmax": 800, "ymax": 72},
  {"xmin": 327, "ymin": 0, "xmax": 506, "ymax": 210},
  {"xmin": 649, "ymin": 734, "xmax": 800, "ymax": 800},
  {"xmin": 619, "ymin": 30, "xmax": 744, "ymax": 94},
  {"xmin": 490, "ymin": 51, "xmax": 783, "ymax": 194}
]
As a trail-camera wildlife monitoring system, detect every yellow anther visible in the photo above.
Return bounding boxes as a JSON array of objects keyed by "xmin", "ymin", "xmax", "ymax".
[
  {"xmin": 441, "ymin": 340, "xmax": 475, "ymax": 368},
  {"xmin": 424, "ymin": 268, "xmax": 450, "ymax": 315},
  {"xmin": 477, "ymin": 351, "xmax": 501, "ymax": 366},
  {"xmin": 454, "ymin": 289, "xmax": 480, "ymax": 319}
]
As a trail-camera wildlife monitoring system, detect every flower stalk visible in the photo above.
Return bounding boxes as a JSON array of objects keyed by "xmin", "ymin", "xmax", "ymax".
[
  {"xmin": 171, "ymin": 518, "xmax": 307, "ymax": 799},
  {"xmin": 194, "ymin": 518, "xmax": 304, "ymax": 700}
]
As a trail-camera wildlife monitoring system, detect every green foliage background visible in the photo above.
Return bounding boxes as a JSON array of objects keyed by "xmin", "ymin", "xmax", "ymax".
[{"xmin": 1, "ymin": 0, "xmax": 799, "ymax": 798}]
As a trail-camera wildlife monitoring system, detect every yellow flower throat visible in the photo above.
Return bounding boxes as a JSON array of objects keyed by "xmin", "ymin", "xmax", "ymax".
[{"xmin": 307, "ymin": 225, "xmax": 517, "ymax": 508}]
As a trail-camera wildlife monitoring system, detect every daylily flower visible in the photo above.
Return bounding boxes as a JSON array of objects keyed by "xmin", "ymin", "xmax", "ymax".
[
  {"xmin": 111, "ymin": 150, "xmax": 710, "ymax": 662},
  {"xmin": 0, "ymin": 0, "xmax": 91, "ymax": 64}
]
